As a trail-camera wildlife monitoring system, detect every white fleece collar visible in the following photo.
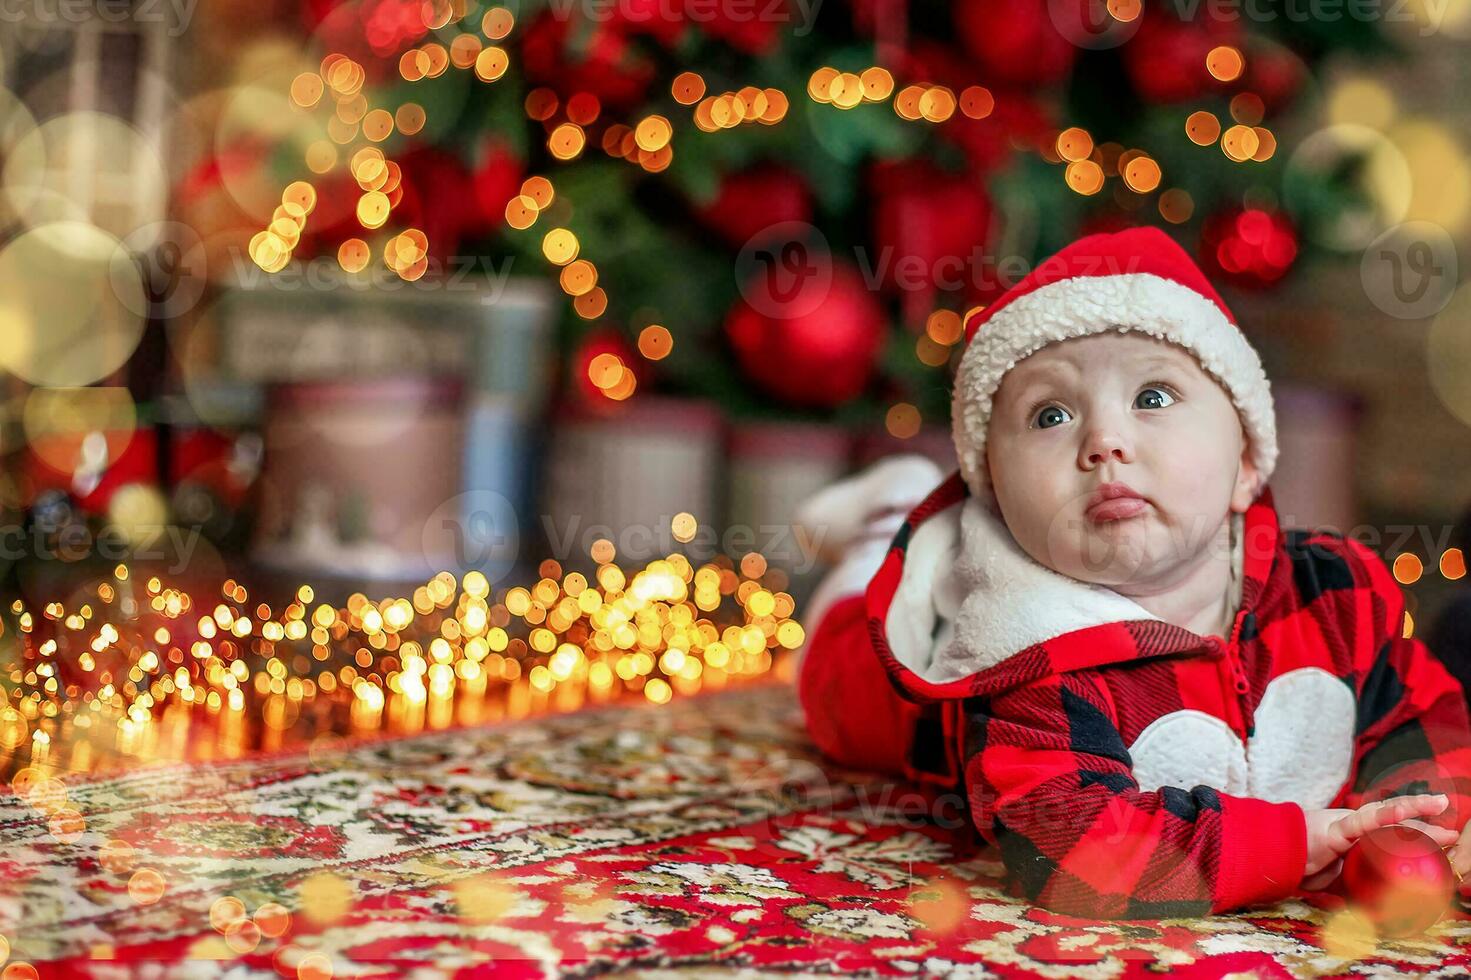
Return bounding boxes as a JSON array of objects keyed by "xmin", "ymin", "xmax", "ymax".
[{"xmin": 886, "ymin": 496, "xmax": 1245, "ymax": 686}]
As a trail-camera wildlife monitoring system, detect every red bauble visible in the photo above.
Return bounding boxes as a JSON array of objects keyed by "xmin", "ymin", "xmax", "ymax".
[
  {"xmin": 1341, "ymin": 825, "xmax": 1456, "ymax": 938},
  {"xmin": 1199, "ymin": 207, "xmax": 1298, "ymax": 289},
  {"xmin": 725, "ymin": 263, "xmax": 886, "ymax": 409},
  {"xmin": 1244, "ymin": 41, "xmax": 1307, "ymax": 113},
  {"xmin": 870, "ymin": 159, "xmax": 994, "ymax": 324},
  {"xmin": 520, "ymin": 10, "xmax": 656, "ymax": 111},
  {"xmin": 954, "ymin": 0, "xmax": 1077, "ymax": 86},
  {"xmin": 470, "ymin": 138, "xmax": 525, "ymax": 234},
  {"xmin": 697, "ymin": 164, "xmax": 813, "ymax": 249},
  {"xmin": 1123, "ymin": 10, "xmax": 1241, "ymax": 104}
]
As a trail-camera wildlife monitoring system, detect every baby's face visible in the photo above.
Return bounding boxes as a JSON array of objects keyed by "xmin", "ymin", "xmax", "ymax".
[{"xmin": 985, "ymin": 331, "xmax": 1259, "ymax": 587}]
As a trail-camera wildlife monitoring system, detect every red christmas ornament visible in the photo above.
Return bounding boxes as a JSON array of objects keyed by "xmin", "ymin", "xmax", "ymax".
[
  {"xmin": 1123, "ymin": 10, "xmax": 1241, "ymax": 104},
  {"xmin": 699, "ymin": 0, "xmax": 788, "ymax": 55},
  {"xmin": 470, "ymin": 138, "xmax": 525, "ymax": 234},
  {"xmin": 521, "ymin": 10, "xmax": 657, "ymax": 111},
  {"xmin": 953, "ymin": 0, "xmax": 1077, "ymax": 86},
  {"xmin": 1243, "ymin": 41, "xmax": 1307, "ymax": 113},
  {"xmin": 870, "ymin": 159, "xmax": 994, "ymax": 325},
  {"xmin": 1199, "ymin": 206, "xmax": 1298, "ymax": 289},
  {"xmin": 1340, "ymin": 825, "xmax": 1456, "ymax": 938},
  {"xmin": 725, "ymin": 263, "xmax": 886, "ymax": 409},
  {"xmin": 697, "ymin": 164, "xmax": 813, "ymax": 249}
]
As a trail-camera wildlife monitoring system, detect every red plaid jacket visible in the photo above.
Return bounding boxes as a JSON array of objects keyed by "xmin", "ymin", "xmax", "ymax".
[{"xmin": 798, "ymin": 471, "xmax": 1471, "ymax": 919}]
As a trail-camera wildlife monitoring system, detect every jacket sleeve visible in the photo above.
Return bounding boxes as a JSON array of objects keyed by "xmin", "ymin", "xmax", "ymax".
[
  {"xmin": 798, "ymin": 594, "xmax": 935, "ymax": 780},
  {"xmin": 964, "ymin": 671, "xmax": 1307, "ymax": 919},
  {"xmin": 1332, "ymin": 539, "xmax": 1471, "ymax": 831}
]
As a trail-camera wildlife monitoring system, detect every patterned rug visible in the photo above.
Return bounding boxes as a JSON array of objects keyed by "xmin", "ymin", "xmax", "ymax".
[{"xmin": 7, "ymin": 682, "xmax": 1471, "ymax": 978}]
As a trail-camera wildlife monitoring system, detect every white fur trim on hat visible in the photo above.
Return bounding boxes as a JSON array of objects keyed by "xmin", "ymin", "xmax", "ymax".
[{"xmin": 951, "ymin": 271, "xmax": 1278, "ymax": 506}]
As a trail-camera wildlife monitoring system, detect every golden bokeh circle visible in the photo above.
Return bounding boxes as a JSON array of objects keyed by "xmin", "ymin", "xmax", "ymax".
[
  {"xmin": 0, "ymin": 221, "xmax": 146, "ymax": 386},
  {"xmin": 2, "ymin": 111, "xmax": 168, "ymax": 239}
]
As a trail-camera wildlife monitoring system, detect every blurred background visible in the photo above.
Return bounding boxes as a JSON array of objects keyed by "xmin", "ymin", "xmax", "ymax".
[{"xmin": 0, "ymin": 0, "xmax": 1469, "ymax": 769}]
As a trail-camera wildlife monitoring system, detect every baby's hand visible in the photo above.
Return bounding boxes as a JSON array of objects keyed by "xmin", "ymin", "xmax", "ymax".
[{"xmin": 1301, "ymin": 794, "xmax": 1458, "ymax": 891}]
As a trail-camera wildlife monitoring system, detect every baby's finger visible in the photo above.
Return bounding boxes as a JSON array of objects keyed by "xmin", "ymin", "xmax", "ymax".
[
  {"xmin": 1336, "ymin": 795, "xmax": 1448, "ymax": 841},
  {"xmin": 1398, "ymin": 818, "xmax": 1460, "ymax": 848}
]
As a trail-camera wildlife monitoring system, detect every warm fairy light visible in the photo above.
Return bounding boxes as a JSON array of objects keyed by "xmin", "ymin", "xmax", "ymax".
[
  {"xmin": 1159, "ymin": 188, "xmax": 1194, "ymax": 224},
  {"xmin": 481, "ymin": 6, "xmax": 514, "ymax": 39},
  {"xmin": 1221, "ymin": 124, "xmax": 1262, "ymax": 162},
  {"xmin": 1230, "ymin": 92, "xmax": 1265, "ymax": 126},
  {"xmin": 356, "ymin": 191, "xmax": 391, "ymax": 229},
  {"xmin": 1065, "ymin": 159, "xmax": 1105, "ymax": 195},
  {"xmin": 859, "ymin": 67, "xmax": 894, "ymax": 102},
  {"xmin": 1122, "ymin": 155, "xmax": 1162, "ymax": 193},
  {"xmin": 1250, "ymin": 127, "xmax": 1277, "ymax": 162},
  {"xmin": 916, "ymin": 86, "xmax": 954, "ymax": 122},
  {"xmin": 525, "ymin": 87, "xmax": 558, "ymax": 121},
  {"xmin": 558, "ymin": 259, "xmax": 597, "ymax": 296},
  {"xmin": 474, "ymin": 46, "xmax": 509, "ymax": 82},
  {"xmin": 1187, "ymin": 110, "xmax": 1222, "ymax": 146},
  {"xmin": 505, "ymin": 195, "xmax": 538, "ymax": 230},
  {"xmin": 672, "ymin": 71, "xmax": 706, "ymax": 105},
  {"xmin": 634, "ymin": 115, "xmax": 673, "ymax": 152},
  {"xmin": 671, "ymin": 513, "xmax": 698, "ymax": 544},
  {"xmin": 637, "ymin": 325, "xmax": 673, "ymax": 360},
  {"xmin": 959, "ymin": 86, "xmax": 994, "ymax": 119},
  {"xmin": 1107, "ymin": 0, "xmax": 1142, "ymax": 19},
  {"xmin": 362, "ymin": 108, "xmax": 394, "ymax": 142},
  {"xmin": 290, "ymin": 72, "xmax": 324, "ymax": 108},
  {"xmin": 926, "ymin": 310, "xmax": 963, "ymax": 346},
  {"xmin": 1056, "ymin": 127, "xmax": 1094, "ymax": 163},
  {"xmin": 1206, "ymin": 45, "xmax": 1245, "ymax": 82},
  {"xmin": 886, "ymin": 402, "xmax": 922, "ymax": 439},
  {"xmin": 541, "ymin": 228, "xmax": 579, "ymax": 265},
  {"xmin": 916, "ymin": 334, "xmax": 950, "ymax": 367},
  {"xmin": 1438, "ymin": 548, "xmax": 1467, "ymax": 579},
  {"xmin": 1393, "ymin": 553, "xmax": 1424, "ymax": 585},
  {"xmin": 548, "ymin": 122, "xmax": 586, "ymax": 159},
  {"xmin": 574, "ymin": 287, "xmax": 608, "ymax": 319},
  {"xmin": 520, "ymin": 176, "xmax": 553, "ymax": 209}
]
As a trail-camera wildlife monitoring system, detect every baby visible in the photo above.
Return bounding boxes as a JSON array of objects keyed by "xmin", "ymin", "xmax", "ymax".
[{"xmin": 796, "ymin": 227, "xmax": 1471, "ymax": 918}]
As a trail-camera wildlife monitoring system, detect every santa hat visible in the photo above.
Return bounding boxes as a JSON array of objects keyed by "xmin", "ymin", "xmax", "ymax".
[{"xmin": 952, "ymin": 225, "xmax": 1277, "ymax": 508}]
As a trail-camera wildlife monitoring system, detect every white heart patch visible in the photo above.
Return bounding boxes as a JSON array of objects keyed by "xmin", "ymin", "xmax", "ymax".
[{"xmin": 1127, "ymin": 666, "xmax": 1356, "ymax": 810}]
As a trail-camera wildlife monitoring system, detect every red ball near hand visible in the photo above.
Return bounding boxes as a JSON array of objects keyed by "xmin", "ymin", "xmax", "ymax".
[{"xmin": 1340, "ymin": 825, "xmax": 1456, "ymax": 938}]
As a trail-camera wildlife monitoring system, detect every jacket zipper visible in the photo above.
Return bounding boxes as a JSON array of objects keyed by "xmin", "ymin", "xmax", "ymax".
[{"xmin": 1214, "ymin": 614, "xmax": 1252, "ymax": 739}]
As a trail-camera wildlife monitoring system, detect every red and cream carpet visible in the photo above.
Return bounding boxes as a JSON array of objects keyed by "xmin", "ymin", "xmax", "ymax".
[{"xmin": 7, "ymin": 683, "xmax": 1471, "ymax": 977}]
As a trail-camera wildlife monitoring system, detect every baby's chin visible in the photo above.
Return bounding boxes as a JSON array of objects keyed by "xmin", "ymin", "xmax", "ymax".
[{"xmin": 1031, "ymin": 523, "xmax": 1172, "ymax": 587}]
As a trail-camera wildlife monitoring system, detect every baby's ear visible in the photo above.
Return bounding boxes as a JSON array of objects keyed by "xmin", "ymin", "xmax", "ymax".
[{"xmin": 1231, "ymin": 442, "xmax": 1260, "ymax": 513}]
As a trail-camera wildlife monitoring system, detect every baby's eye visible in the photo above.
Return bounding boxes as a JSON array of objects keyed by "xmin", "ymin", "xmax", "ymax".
[
  {"xmin": 1135, "ymin": 386, "xmax": 1176, "ymax": 411},
  {"xmin": 1034, "ymin": 405, "xmax": 1072, "ymax": 429}
]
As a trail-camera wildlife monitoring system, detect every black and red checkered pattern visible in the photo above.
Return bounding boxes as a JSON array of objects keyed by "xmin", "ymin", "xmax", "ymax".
[{"xmin": 800, "ymin": 471, "xmax": 1471, "ymax": 919}]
